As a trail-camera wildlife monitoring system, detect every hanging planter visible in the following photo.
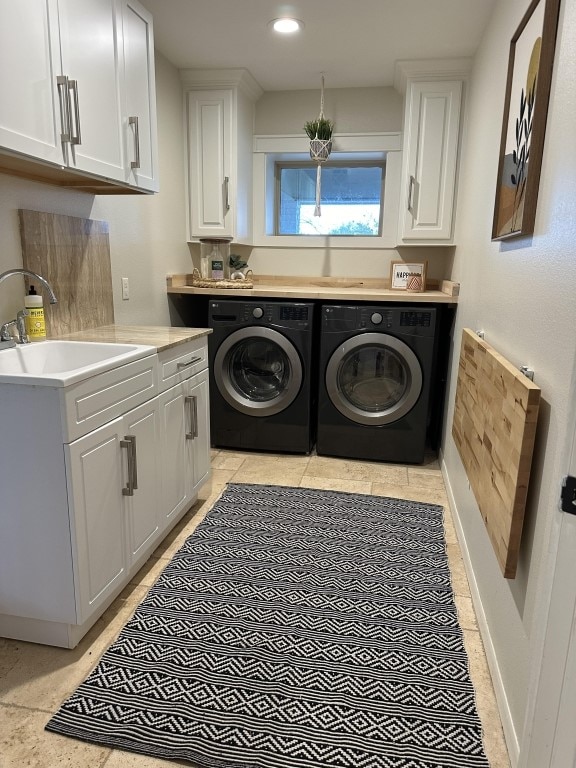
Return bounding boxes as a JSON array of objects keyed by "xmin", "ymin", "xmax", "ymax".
[
  {"xmin": 304, "ymin": 76, "xmax": 334, "ymax": 216},
  {"xmin": 305, "ymin": 117, "xmax": 333, "ymax": 161}
]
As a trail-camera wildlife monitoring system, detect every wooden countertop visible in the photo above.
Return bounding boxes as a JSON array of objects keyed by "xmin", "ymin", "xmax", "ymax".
[
  {"xmin": 53, "ymin": 324, "xmax": 211, "ymax": 353},
  {"xmin": 166, "ymin": 274, "xmax": 459, "ymax": 304}
]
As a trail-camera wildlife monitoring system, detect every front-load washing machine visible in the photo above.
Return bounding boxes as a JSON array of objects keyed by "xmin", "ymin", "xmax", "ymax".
[
  {"xmin": 208, "ymin": 299, "xmax": 316, "ymax": 454},
  {"xmin": 316, "ymin": 304, "xmax": 438, "ymax": 464}
]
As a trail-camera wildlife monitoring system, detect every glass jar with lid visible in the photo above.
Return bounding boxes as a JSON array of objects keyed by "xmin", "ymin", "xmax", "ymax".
[{"xmin": 199, "ymin": 239, "xmax": 231, "ymax": 280}]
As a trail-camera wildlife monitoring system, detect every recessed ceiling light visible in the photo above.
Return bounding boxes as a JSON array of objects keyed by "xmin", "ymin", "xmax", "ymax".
[{"xmin": 270, "ymin": 17, "xmax": 304, "ymax": 34}]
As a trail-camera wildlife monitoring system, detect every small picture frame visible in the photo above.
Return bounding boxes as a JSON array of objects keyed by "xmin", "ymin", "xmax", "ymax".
[{"xmin": 390, "ymin": 261, "xmax": 427, "ymax": 292}]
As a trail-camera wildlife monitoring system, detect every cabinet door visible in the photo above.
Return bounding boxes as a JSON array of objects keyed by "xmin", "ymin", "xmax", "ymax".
[
  {"xmin": 187, "ymin": 368, "xmax": 211, "ymax": 495},
  {"xmin": 158, "ymin": 369, "xmax": 211, "ymax": 529},
  {"xmin": 66, "ymin": 418, "xmax": 127, "ymax": 626},
  {"xmin": 158, "ymin": 383, "xmax": 189, "ymax": 528},
  {"xmin": 121, "ymin": 0, "xmax": 159, "ymax": 191},
  {"xmin": 187, "ymin": 89, "xmax": 233, "ymax": 238},
  {"xmin": 57, "ymin": 0, "xmax": 125, "ymax": 181},
  {"xmin": 400, "ymin": 80, "xmax": 462, "ymax": 243},
  {"xmin": 122, "ymin": 397, "xmax": 162, "ymax": 570},
  {"xmin": 0, "ymin": 0, "xmax": 65, "ymax": 164}
]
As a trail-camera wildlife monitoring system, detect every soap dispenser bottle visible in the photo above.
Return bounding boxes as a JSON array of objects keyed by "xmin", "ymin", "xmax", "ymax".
[{"xmin": 24, "ymin": 285, "xmax": 46, "ymax": 341}]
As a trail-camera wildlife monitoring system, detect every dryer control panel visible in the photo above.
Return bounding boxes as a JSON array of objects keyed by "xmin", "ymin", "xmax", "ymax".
[{"xmin": 322, "ymin": 305, "xmax": 436, "ymax": 337}]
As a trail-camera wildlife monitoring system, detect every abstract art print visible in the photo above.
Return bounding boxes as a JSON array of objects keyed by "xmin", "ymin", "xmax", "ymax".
[{"xmin": 492, "ymin": 0, "xmax": 561, "ymax": 240}]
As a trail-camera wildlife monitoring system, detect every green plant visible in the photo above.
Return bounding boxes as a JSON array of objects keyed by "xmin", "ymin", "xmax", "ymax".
[
  {"xmin": 229, "ymin": 253, "xmax": 247, "ymax": 270},
  {"xmin": 304, "ymin": 117, "xmax": 333, "ymax": 140}
]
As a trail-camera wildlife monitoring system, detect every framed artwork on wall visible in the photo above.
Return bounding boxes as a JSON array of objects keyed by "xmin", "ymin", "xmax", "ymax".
[
  {"xmin": 390, "ymin": 261, "xmax": 427, "ymax": 292},
  {"xmin": 491, "ymin": 0, "xmax": 561, "ymax": 241}
]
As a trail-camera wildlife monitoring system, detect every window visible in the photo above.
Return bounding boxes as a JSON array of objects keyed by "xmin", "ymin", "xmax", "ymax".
[
  {"xmin": 252, "ymin": 133, "xmax": 402, "ymax": 248},
  {"xmin": 275, "ymin": 162, "xmax": 385, "ymax": 236}
]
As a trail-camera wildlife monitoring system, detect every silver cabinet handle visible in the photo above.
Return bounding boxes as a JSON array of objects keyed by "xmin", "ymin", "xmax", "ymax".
[
  {"xmin": 185, "ymin": 395, "xmax": 198, "ymax": 440},
  {"xmin": 407, "ymin": 174, "xmax": 416, "ymax": 214},
  {"xmin": 121, "ymin": 434, "xmax": 138, "ymax": 495},
  {"xmin": 68, "ymin": 79, "xmax": 82, "ymax": 145},
  {"xmin": 56, "ymin": 75, "xmax": 71, "ymax": 144},
  {"xmin": 129, "ymin": 116, "xmax": 140, "ymax": 169},
  {"xmin": 177, "ymin": 356, "xmax": 202, "ymax": 370},
  {"xmin": 224, "ymin": 176, "xmax": 230, "ymax": 211}
]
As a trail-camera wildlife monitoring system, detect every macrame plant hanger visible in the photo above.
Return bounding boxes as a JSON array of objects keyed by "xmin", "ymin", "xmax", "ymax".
[{"xmin": 309, "ymin": 74, "xmax": 333, "ymax": 216}]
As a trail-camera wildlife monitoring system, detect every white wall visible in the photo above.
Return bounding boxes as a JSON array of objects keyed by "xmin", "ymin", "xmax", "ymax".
[
  {"xmin": 0, "ymin": 52, "xmax": 190, "ymax": 329},
  {"xmin": 442, "ymin": 0, "xmax": 576, "ymax": 763},
  {"xmin": 250, "ymin": 86, "xmax": 452, "ymax": 279},
  {"xmin": 255, "ymin": 87, "xmax": 403, "ymax": 134}
]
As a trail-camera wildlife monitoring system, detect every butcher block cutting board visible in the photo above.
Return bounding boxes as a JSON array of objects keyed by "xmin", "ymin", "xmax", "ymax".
[{"xmin": 452, "ymin": 328, "xmax": 541, "ymax": 578}]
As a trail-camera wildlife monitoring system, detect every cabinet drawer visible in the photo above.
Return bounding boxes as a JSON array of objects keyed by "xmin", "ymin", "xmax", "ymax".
[
  {"xmin": 61, "ymin": 354, "xmax": 157, "ymax": 442},
  {"xmin": 157, "ymin": 338, "xmax": 208, "ymax": 392}
]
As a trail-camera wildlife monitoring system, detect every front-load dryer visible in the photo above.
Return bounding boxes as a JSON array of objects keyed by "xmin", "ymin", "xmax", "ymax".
[
  {"xmin": 208, "ymin": 299, "xmax": 316, "ymax": 454},
  {"xmin": 316, "ymin": 304, "xmax": 438, "ymax": 464}
]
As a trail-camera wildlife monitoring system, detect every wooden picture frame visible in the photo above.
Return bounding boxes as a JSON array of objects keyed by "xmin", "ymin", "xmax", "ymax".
[
  {"xmin": 492, "ymin": 0, "xmax": 561, "ymax": 241},
  {"xmin": 390, "ymin": 261, "xmax": 427, "ymax": 292}
]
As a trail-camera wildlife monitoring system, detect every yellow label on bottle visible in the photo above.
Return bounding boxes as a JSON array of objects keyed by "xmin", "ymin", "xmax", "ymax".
[{"xmin": 25, "ymin": 307, "xmax": 46, "ymax": 339}]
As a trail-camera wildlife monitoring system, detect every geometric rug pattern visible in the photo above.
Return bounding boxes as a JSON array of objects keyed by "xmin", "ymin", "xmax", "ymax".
[{"xmin": 46, "ymin": 483, "xmax": 489, "ymax": 767}]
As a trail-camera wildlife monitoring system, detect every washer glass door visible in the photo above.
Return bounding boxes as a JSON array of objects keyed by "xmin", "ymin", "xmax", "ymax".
[
  {"xmin": 326, "ymin": 332, "xmax": 422, "ymax": 425},
  {"xmin": 215, "ymin": 327, "xmax": 303, "ymax": 417}
]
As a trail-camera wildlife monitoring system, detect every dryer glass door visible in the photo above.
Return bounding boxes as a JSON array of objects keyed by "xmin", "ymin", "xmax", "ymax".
[
  {"xmin": 215, "ymin": 327, "xmax": 303, "ymax": 417},
  {"xmin": 326, "ymin": 332, "xmax": 423, "ymax": 425}
]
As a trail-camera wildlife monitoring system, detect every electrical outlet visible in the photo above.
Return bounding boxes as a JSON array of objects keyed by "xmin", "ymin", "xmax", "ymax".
[{"xmin": 121, "ymin": 277, "xmax": 129, "ymax": 300}]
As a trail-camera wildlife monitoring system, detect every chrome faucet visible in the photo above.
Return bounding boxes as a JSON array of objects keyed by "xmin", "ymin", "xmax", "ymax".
[
  {"xmin": 0, "ymin": 269, "xmax": 58, "ymax": 349},
  {"xmin": 0, "ymin": 310, "xmax": 30, "ymax": 345}
]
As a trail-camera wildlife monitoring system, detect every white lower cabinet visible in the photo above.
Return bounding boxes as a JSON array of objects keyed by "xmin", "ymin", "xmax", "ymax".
[
  {"xmin": 66, "ymin": 418, "xmax": 130, "ymax": 628},
  {"xmin": 187, "ymin": 369, "xmax": 211, "ymax": 494},
  {"xmin": 158, "ymin": 363, "xmax": 210, "ymax": 529},
  {"xmin": 67, "ymin": 396, "xmax": 163, "ymax": 627},
  {"xmin": 122, "ymin": 398, "xmax": 163, "ymax": 568},
  {"xmin": 0, "ymin": 339, "xmax": 210, "ymax": 648}
]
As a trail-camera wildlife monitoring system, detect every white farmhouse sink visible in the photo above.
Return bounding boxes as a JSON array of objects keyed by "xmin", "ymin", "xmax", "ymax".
[{"xmin": 0, "ymin": 340, "xmax": 156, "ymax": 386}]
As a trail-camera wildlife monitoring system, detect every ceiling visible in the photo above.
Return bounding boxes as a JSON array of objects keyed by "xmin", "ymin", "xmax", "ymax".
[{"xmin": 137, "ymin": 0, "xmax": 498, "ymax": 92}]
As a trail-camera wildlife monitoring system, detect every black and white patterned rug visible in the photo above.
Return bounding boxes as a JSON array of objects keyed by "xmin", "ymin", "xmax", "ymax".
[{"xmin": 46, "ymin": 483, "xmax": 489, "ymax": 767}]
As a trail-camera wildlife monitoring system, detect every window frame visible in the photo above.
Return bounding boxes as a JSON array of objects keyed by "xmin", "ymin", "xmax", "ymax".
[
  {"xmin": 252, "ymin": 133, "xmax": 402, "ymax": 249},
  {"xmin": 274, "ymin": 159, "xmax": 386, "ymax": 237}
]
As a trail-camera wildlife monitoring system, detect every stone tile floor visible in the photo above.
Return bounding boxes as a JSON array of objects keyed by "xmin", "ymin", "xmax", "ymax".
[{"xmin": 0, "ymin": 449, "xmax": 510, "ymax": 768}]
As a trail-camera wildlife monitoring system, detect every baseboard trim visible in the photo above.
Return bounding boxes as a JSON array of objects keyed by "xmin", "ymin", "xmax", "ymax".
[{"xmin": 440, "ymin": 449, "xmax": 520, "ymax": 767}]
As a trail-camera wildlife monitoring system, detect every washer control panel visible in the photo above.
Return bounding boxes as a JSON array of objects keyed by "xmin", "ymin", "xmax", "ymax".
[
  {"xmin": 237, "ymin": 302, "xmax": 312, "ymax": 328},
  {"xmin": 360, "ymin": 308, "xmax": 393, "ymax": 329},
  {"xmin": 323, "ymin": 305, "xmax": 436, "ymax": 336},
  {"xmin": 400, "ymin": 311, "xmax": 432, "ymax": 327}
]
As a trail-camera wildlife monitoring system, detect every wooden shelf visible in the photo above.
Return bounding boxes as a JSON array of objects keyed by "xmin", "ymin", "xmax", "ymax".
[{"xmin": 166, "ymin": 274, "xmax": 460, "ymax": 304}]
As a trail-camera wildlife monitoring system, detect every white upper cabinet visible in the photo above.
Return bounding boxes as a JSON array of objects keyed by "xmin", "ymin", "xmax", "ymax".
[
  {"xmin": 395, "ymin": 61, "xmax": 468, "ymax": 245},
  {"xmin": 0, "ymin": 0, "xmax": 64, "ymax": 164},
  {"xmin": 187, "ymin": 89, "xmax": 233, "ymax": 238},
  {"xmin": 57, "ymin": 0, "xmax": 124, "ymax": 182},
  {"xmin": 0, "ymin": 0, "xmax": 159, "ymax": 194},
  {"xmin": 399, "ymin": 80, "xmax": 462, "ymax": 243},
  {"xmin": 120, "ymin": 0, "xmax": 159, "ymax": 192},
  {"xmin": 183, "ymin": 69, "xmax": 263, "ymax": 243}
]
